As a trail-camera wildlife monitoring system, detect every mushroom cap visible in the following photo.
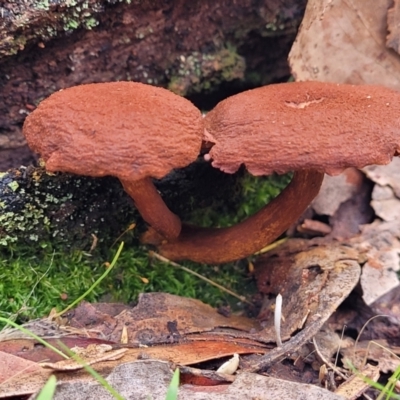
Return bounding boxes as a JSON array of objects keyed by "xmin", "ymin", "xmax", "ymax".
[
  {"xmin": 23, "ymin": 82, "xmax": 203, "ymax": 181},
  {"xmin": 204, "ymin": 81, "xmax": 400, "ymax": 176}
]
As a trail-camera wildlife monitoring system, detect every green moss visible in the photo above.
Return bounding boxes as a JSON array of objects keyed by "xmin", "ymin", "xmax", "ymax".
[
  {"xmin": 0, "ymin": 171, "xmax": 289, "ymax": 323},
  {"xmin": 0, "ymin": 243, "xmax": 254, "ymax": 325},
  {"xmin": 189, "ymin": 172, "xmax": 291, "ymax": 228}
]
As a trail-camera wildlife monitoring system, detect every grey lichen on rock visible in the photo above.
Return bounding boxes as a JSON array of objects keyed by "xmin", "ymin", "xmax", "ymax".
[
  {"xmin": 0, "ymin": 166, "xmax": 137, "ymax": 249},
  {"xmin": 167, "ymin": 47, "xmax": 246, "ymax": 96},
  {"xmin": 0, "ymin": 0, "xmax": 109, "ymax": 57},
  {"xmin": 0, "ymin": 160, "xmax": 243, "ymax": 250}
]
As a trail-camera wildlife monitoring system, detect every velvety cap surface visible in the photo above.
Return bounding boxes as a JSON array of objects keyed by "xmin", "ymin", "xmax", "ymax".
[
  {"xmin": 23, "ymin": 82, "xmax": 203, "ymax": 180},
  {"xmin": 204, "ymin": 81, "xmax": 400, "ymax": 175}
]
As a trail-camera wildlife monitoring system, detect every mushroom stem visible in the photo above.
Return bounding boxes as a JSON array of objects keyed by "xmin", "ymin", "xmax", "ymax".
[
  {"xmin": 120, "ymin": 177, "xmax": 182, "ymax": 240},
  {"xmin": 155, "ymin": 170, "xmax": 324, "ymax": 263}
]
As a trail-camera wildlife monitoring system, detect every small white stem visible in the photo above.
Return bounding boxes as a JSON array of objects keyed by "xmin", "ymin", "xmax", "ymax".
[{"xmin": 274, "ymin": 293, "xmax": 283, "ymax": 348}]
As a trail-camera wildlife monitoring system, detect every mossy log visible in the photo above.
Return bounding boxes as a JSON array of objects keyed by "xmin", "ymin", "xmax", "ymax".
[{"xmin": 0, "ymin": 160, "xmax": 241, "ymax": 251}]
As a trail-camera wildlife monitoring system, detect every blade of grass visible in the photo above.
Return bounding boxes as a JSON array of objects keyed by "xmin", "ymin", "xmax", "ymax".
[
  {"xmin": 0, "ymin": 317, "xmax": 69, "ymax": 359},
  {"xmin": 36, "ymin": 375, "xmax": 57, "ymax": 400},
  {"xmin": 346, "ymin": 361, "xmax": 400, "ymax": 400},
  {"xmin": 165, "ymin": 368, "xmax": 180, "ymax": 400},
  {"xmin": 54, "ymin": 242, "xmax": 124, "ymax": 318},
  {"xmin": 150, "ymin": 252, "xmax": 252, "ymax": 305},
  {"xmin": 57, "ymin": 341, "xmax": 124, "ymax": 400}
]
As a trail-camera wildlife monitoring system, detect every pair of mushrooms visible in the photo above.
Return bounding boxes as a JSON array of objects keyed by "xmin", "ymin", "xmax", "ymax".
[{"xmin": 23, "ymin": 81, "xmax": 400, "ymax": 264}]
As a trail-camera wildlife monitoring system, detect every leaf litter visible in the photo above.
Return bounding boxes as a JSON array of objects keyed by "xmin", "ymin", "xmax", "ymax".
[{"xmin": 3, "ymin": 2, "xmax": 400, "ymax": 397}]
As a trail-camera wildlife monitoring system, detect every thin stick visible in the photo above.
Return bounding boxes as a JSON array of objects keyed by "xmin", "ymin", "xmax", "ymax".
[
  {"xmin": 312, "ymin": 337, "xmax": 348, "ymax": 380},
  {"xmin": 335, "ymin": 324, "xmax": 346, "ymax": 368},
  {"xmin": 150, "ymin": 251, "xmax": 252, "ymax": 305},
  {"xmin": 354, "ymin": 314, "xmax": 391, "ymax": 360},
  {"xmin": 254, "ymin": 238, "xmax": 287, "ymax": 255},
  {"xmin": 111, "ymin": 223, "xmax": 136, "ymax": 248}
]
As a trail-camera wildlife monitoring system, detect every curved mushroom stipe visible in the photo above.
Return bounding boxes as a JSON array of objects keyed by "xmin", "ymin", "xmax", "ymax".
[
  {"xmin": 154, "ymin": 169, "xmax": 324, "ymax": 264},
  {"xmin": 21, "ymin": 81, "xmax": 203, "ymax": 241},
  {"xmin": 121, "ymin": 177, "xmax": 181, "ymax": 240}
]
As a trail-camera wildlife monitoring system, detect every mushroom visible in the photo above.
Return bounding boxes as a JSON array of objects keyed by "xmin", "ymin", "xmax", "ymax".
[
  {"xmin": 22, "ymin": 81, "xmax": 203, "ymax": 240},
  {"xmin": 154, "ymin": 81, "xmax": 400, "ymax": 264}
]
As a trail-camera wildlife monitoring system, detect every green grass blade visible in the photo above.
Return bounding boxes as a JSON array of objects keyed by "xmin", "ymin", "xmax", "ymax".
[
  {"xmin": 55, "ymin": 242, "xmax": 124, "ymax": 317},
  {"xmin": 0, "ymin": 317, "xmax": 69, "ymax": 359},
  {"xmin": 36, "ymin": 375, "xmax": 57, "ymax": 400},
  {"xmin": 165, "ymin": 368, "xmax": 180, "ymax": 400}
]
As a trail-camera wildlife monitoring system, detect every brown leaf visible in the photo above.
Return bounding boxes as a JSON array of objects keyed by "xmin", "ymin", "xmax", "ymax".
[
  {"xmin": 312, "ymin": 169, "xmax": 364, "ymax": 217},
  {"xmin": 310, "ymin": 168, "xmax": 374, "ymax": 240},
  {"xmin": 26, "ymin": 360, "xmax": 346, "ymax": 400},
  {"xmin": 0, "ymin": 351, "xmax": 41, "ymax": 384},
  {"xmin": 248, "ymin": 241, "xmax": 360, "ymax": 370},
  {"xmin": 0, "ymin": 337, "xmax": 117, "ymax": 363},
  {"xmin": 40, "ymin": 345, "xmax": 127, "ymax": 371},
  {"xmin": 66, "ymin": 293, "xmax": 261, "ymax": 345},
  {"xmin": 341, "ymin": 339, "xmax": 400, "ymax": 373},
  {"xmin": 351, "ymin": 220, "xmax": 400, "ymax": 305},
  {"xmin": 255, "ymin": 241, "xmax": 360, "ymax": 341},
  {"xmin": 387, "ymin": 0, "xmax": 400, "ymax": 54},
  {"xmin": 335, "ymin": 363, "xmax": 380, "ymax": 400},
  {"xmin": 364, "ymin": 158, "xmax": 400, "ymax": 222},
  {"xmin": 0, "ymin": 342, "xmax": 265, "ymax": 398},
  {"xmin": 289, "ymin": 0, "xmax": 400, "ymax": 89}
]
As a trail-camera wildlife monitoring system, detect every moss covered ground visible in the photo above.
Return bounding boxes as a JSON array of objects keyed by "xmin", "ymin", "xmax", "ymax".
[{"xmin": 0, "ymin": 173, "xmax": 289, "ymax": 325}]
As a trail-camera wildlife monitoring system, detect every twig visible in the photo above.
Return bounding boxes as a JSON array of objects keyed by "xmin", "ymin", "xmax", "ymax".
[
  {"xmin": 254, "ymin": 238, "xmax": 287, "ymax": 255},
  {"xmin": 313, "ymin": 337, "xmax": 348, "ymax": 380},
  {"xmin": 354, "ymin": 314, "xmax": 391, "ymax": 362}
]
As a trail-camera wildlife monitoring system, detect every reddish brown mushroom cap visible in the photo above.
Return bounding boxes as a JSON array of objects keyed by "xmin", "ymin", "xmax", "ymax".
[
  {"xmin": 204, "ymin": 81, "xmax": 400, "ymax": 176},
  {"xmin": 153, "ymin": 81, "xmax": 400, "ymax": 264},
  {"xmin": 24, "ymin": 81, "xmax": 203, "ymax": 180},
  {"xmin": 23, "ymin": 81, "xmax": 204, "ymax": 240}
]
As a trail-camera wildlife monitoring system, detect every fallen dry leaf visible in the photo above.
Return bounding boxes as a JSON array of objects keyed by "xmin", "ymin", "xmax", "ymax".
[
  {"xmin": 0, "ymin": 351, "xmax": 41, "ymax": 384},
  {"xmin": 335, "ymin": 363, "xmax": 380, "ymax": 400},
  {"xmin": 289, "ymin": 0, "xmax": 400, "ymax": 88},
  {"xmin": 312, "ymin": 169, "xmax": 364, "ymax": 217},
  {"xmin": 255, "ymin": 241, "xmax": 360, "ymax": 341},
  {"xmin": 310, "ymin": 168, "xmax": 373, "ymax": 240},
  {"xmin": 40, "ymin": 345, "xmax": 128, "ymax": 371},
  {"xmin": 364, "ymin": 158, "xmax": 400, "ymax": 198},
  {"xmin": 313, "ymin": 327, "xmax": 354, "ymax": 361},
  {"xmin": 387, "ymin": 0, "xmax": 400, "ymax": 54},
  {"xmin": 29, "ymin": 360, "xmax": 346, "ymax": 400},
  {"xmin": 0, "ymin": 337, "xmax": 117, "ymax": 364},
  {"xmin": 67, "ymin": 293, "xmax": 261, "ymax": 345},
  {"xmin": 341, "ymin": 339, "xmax": 400, "ymax": 373},
  {"xmin": 297, "ymin": 218, "xmax": 332, "ymax": 236},
  {"xmin": 0, "ymin": 341, "xmax": 266, "ymax": 398},
  {"xmin": 351, "ymin": 220, "xmax": 400, "ymax": 305},
  {"xmin": 248, "ymin": 241, "xmax": 360, "ymax": 371},
  {"xmin": 364, "ymin": 158, "xmax": 400, "ymax": 222}
]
